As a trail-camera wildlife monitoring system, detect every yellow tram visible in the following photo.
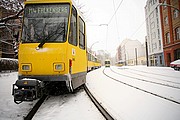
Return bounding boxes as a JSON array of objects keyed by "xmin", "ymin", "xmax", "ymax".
[
  {"xmin": 115, "ymin": 61, "xmax": 123, "ymax": 67},
  {"xmin": 105, "ymin": 59, "xmax": 110, "ymax": 67},
  {"xmin": 13, "ymin": 0, "xmax": 87, "ymax": 103},
  {"xmin": 87, "ymin": 51, "xmax": 101, "ymax": 71}
]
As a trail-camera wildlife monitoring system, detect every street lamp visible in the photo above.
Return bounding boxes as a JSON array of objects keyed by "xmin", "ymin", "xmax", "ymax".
[
  {"xmin": 87, "ymin": 23, "xmax": 108, "ymax": 51},
  {"xmin": 159, "ymin": 3, "xmax": 180, "ymax": 12},
  {"xmin": 99, "ymin": 24, "xmax": 108, "ymax": 26},
  {"xmin": 98, "ymin": 24, "xmax": 108, "ymax": 51},
  {"xmin": 89, "ymin": 41, "xmax": 99, "ymax": 52}
]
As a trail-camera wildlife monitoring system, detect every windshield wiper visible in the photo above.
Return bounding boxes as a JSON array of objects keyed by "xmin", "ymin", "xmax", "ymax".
[
  {"xmin": 37, "ymin": 22, "xmax": 65, "ymax": 48},
  {"xmin": 38, "ymin": 39, "xmax": 46, "ymax": 48}
]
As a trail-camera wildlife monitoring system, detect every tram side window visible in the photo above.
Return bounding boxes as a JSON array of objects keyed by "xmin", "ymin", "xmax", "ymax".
[
  {"xmin": 88, "ymin": 53, "xmax": 91, "ymax": 61},
  {"xmin": 69, "ymin": 6, "xmax": 77, "ymax": 46},
  {"xmin": 79, "ymin": 17, "xmax": 85, "ymax": 49}
]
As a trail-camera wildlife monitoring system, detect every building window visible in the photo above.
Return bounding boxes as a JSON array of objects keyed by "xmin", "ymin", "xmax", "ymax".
[
  {"xmin": 151, "ymin": 22, "xmax": 155, "ymax": 29},
  {"xmin": 160, "ymin": 55, "xmax": 162, "ymax": 64},
  {"xmin": 154, "ymin": 43, "xmax": 157, "ymax": 50},
  {"xmin": 173, "ymin": 10, "xmax": 179, "ymax": 18},
  {"xmin": 166, "ymin": 32, "xmax": 170, "ymax": 44},
  {"xmin": 150, "ymin": 12, "xmax": 154, "ymax": 19},
  {"xmin": 157, "ymin": 29, "xmax": 160, "ymax": 39},
  {"xmin": 164, "ymin": 16, "xmax": 168, "ymax": 25},
  {"xmin": 155, "ymin": 7, "xmax": 158, "ymax": 17},
  {"xmin": 151, "ymin": 32, "xmax": 156, "ymax": 39},
  {"xmin": 159, "ymin": 40, "xmax": 161, "ymax": 50},
  {"xmin": 175, "ymin": 27, "xmax": 180, "ymax": 40}
]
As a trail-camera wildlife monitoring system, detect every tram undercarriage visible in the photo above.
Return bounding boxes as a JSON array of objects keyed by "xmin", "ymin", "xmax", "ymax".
[{"xmin": 12, "ymin": 73, "xmax": 86, "ymax": 104}]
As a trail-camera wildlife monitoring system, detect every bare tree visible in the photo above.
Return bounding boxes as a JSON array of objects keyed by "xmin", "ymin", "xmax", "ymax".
[
  {"xmin": 74, "ymin": 0, "xmax": 91, "ymax": 22},
  {"xmin": 0, "ymin": 0, "xmax": 24, "ymax": 23},
  {"xmin": 0, "ymin": 0, "xmax": 24, "ymax": 58}
]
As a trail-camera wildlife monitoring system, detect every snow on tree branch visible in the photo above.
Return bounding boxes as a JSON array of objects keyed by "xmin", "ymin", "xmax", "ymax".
[
  {"xmin": 0, "ymin": 0, "xmax": 24, "ymax": 24},
  {"xmin": 0, "ymin": 9, "xmax": 23, "ymax": 23}
]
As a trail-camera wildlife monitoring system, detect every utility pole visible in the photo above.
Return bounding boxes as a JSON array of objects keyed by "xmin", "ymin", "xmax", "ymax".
[
  {"xmin": 135, "ymin": 48, "xmax": 138, "ymax": 65},
  {"xmin": 145, "ymin": 39, "xmax": 149, "ymax": 66}
]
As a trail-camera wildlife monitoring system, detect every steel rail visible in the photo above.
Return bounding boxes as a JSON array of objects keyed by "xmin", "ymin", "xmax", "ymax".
[
  {"xmin": 24, "ymin": 95, "xmax": 48, "ymax": 120},
  {"xmin": 127, "ymin": 67, "xmax": 180, "ymax": 79},
  {"xmin": 120, "ymin": 68, "xmax": 180, "ymax": 85},
  {"xmin": 103, "ymin": 68, "xmax": 180, "ymax": 105},
  {"xmin": 84, "ymin": 85, "xmax": 115, "ymax": 120},
  {"xmin": 111, "ymin": 68, "xmax": 180, "ymax": 89}
]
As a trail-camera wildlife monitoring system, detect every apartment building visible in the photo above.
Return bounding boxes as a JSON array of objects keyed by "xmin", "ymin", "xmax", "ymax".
[
  {"xmin": 145, "ymin": 0, "xmax": 165, "ymax": 66},
  {"xmin": 116, "ymin": 39, "xmax": 146, "ymax": 66},
  {"xmin": 160, "ymin": 0, "xmax": 180, "ymax": 66}
]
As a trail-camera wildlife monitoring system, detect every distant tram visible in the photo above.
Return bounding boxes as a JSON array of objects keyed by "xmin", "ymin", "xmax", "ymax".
[
  {"xmin": 115, "ymin": 61, "xmax": 123, "ymax": 67},
  {"xmin": 105, "ymin": 59, "xmax": 110, "ymax": 67},
  {"xmin": 12, "ymin": 0, "xmax": 87, "ymax": 104}
]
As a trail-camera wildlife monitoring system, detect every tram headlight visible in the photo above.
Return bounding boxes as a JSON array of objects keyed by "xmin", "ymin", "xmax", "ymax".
[
  {"xmin": 54, "ymin": 63, "xmax": 64, "ymax": 71},
  {"xmin": 21, "ymin": 64, "xmax": 31, "ymax": 71}
]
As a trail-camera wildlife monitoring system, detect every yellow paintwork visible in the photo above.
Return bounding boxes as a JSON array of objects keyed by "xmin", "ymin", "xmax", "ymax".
[
  {"xmin": 19, "ymin": 0, "xmax": 87, "ymax": 77},
  {"xmin": 18, "ymin": 43, "xmax": 68, "ymax": 75},
  {"xmin": 87, "ymin": 52, "xmax": 101, "ymax": 71},
  {"xmin": 88, "ymin": 61, "xmax": 95, "ymax": 69},
  {"xmin": 25, "ymin": 0, "xmax": 72, "ymax": 3},
  {"xmin": 95, "ymin": 61, "xmax": 101, "ymax": 68}
]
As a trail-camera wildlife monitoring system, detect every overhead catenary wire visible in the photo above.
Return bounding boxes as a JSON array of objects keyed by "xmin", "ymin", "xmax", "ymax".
[
  {"xmin": 130, "ymin": 20, "xmax": 146, "ymax": 38},
  {"xmin": 105, "ymin": 0, "xmax": 123, "ymax": 51},
  {"xmin": 107, "ymin": 0, "xmax": 124, "ymax": 25},
  {"xmin": 112, "ymin": 0, "xmax": 120, "ymax": 40}
]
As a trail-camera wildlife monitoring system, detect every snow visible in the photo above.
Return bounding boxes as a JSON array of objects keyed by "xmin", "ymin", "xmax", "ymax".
[
  {"xmin": 0, "ymin": 72, "xmax": 35, "ymax": 120},
  {"xmin": 0, "ymin": 66, "xmax": 180, "ymax": 120},
  {"xmin": 86, "ymin": 66, "xmax": 180, "ymax": 120},
  {"xmin": 0, "ymin": 73, "xmax": 104, "ymax": 120},
  {"xmin": 33, "ymin": 90, "xmax": 105, "ymax": 120}
]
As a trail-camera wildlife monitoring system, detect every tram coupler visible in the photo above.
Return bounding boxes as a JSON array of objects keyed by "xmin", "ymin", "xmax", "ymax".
[{"xmin": 12, "ymin": 79, "xmax": 44, "ymax": 104}]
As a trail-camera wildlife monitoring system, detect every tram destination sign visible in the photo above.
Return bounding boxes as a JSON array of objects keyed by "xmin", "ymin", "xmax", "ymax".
[{"xmin": 25, "ymin": 4, "xmax": 69, "ymax": 17}]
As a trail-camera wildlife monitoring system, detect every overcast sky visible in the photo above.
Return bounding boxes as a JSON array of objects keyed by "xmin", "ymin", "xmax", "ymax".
[{"xmin": 76, "ymin": 0, "xmax": 147, "ymax": 56}]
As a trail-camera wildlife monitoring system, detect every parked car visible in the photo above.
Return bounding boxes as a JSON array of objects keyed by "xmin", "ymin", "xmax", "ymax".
[{"xmin": 170, "ymin": 59, "xmax": 180, "ymax": 71}]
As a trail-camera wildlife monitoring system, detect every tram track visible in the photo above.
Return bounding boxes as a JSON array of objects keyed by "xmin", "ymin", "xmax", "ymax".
[
  {"xmin": 117, "ymin": 67, "xmax": 180, "ymax": 85},
  {"xmin": 84, "ymin": 85, "xmax": 114, "ymax": 120},
  {"xmin": 23, "ymin": 85, "xmax": 115, "ymax": 120},
  {"xmin": 24, "ymin": 95, "xmax": 48, "ymax": 120},
  {"xmin": 126, "ymin": 67, "xmax": 180, "ymax": 79},
  {"xmin": 103, "ymin": 68, "xmax": 180, "ymax": 105},
  {"xmin": 111, "ymin": 67, "xmax": 180, "ymax": 89}
]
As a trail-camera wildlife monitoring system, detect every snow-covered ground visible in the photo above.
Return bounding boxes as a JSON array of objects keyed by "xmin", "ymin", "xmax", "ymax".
[
  {"xmin": 33, "ymin": 90, "xmax": 105, "ymax": 120},
  {"xmin": 0, "ymin": 72, "xmax": 104, "ymax": 120},
  {"xmin": 86, "ymin": 66, "xmax": 180, "ymax": 120},
  {"xmin": 0, "ymin": 72, "xmax": 35, "ymax": 120},
  {"xmin": 0, "ymin": 66, "xmax": 180, "ymax": 120}
]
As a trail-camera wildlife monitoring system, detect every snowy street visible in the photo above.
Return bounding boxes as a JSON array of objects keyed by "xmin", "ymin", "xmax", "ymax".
[
  {"xmin": 0, "ymin": 66, "xmax": 180, "ymax": 120},
  {"xmin": 86, "ymin": 66, "xmax": 180, "ymax": 120}
]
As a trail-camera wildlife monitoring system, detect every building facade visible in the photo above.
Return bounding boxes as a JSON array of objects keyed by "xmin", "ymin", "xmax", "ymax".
[
  {"xmin": 160, "ymin": 0, "xmax": 180, "ymax": 66},
  {"xmin": 116, "ymin": 39, "xmax": 146, "ymax": 66},
  {"xmin": 145, "ymin": 0, "xmax": 165, "ymax": 66}
]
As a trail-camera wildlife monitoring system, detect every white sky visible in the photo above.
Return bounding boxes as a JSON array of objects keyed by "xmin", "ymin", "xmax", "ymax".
[{"xmin": 76, "ymin": 0, "xmax": 147, "ymax": 56}]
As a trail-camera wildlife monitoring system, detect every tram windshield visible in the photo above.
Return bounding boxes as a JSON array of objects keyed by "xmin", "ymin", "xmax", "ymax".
[{"xmin": 22, "ymin": 4, "xmax": 70, "ymax": 43}]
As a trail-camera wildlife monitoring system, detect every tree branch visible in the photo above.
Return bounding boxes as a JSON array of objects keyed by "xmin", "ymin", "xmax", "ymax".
[{"xmin": 0, "ymin": 8, "xmax": 23, "ymax": 23}]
